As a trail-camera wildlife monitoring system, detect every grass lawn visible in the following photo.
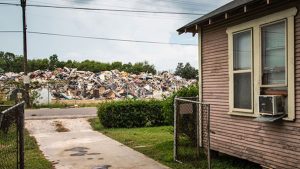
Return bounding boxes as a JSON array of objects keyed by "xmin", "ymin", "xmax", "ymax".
[
  {"xmin": 31, "ymin": 102, "xmax": 99, "ymax": 109},
  {"xmin": 0, "ymin": 125, "xmax": 53, "ymax": 169},
  {"xmin": 89, "ymin": 118, "xmax": 260, "ymax": 169}
]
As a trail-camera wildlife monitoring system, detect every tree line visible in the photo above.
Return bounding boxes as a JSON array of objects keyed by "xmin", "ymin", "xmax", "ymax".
[
  {"xmin": 0, "ymin": 51, "xmax": 157, "ymax": 74},
  {"xmin": 0, "ymin": 51, "xmax": 198, "ymax": 79}
]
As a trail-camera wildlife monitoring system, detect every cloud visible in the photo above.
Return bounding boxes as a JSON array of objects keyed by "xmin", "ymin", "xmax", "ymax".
[
  {"xmin": 71, "ymin": 0, "xmax": 95, "ymax": 4},
  {"xmin": 0, "ymin": 0, "xmax": 232, "ymax": 71}
]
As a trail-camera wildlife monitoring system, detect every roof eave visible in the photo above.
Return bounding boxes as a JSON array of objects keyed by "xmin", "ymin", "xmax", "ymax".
[{"xmin": 177, "ymin": 0, "xmax": 259, "ymax": 34}]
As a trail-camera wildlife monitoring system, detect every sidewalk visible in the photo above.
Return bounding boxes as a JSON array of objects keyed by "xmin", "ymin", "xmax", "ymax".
[{"xmin": 25, "ymin": 118, "xmax": 169, "ymax": 169}]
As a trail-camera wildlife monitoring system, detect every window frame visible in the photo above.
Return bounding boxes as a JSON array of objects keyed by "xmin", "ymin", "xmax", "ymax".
[
  {"xmin": 231, "ymin": 29, "xmax": 254, "ymax": 113},
  {"xmin": 226, "ymin": 7, "xmax": 297, "ymax": 120},
  {"xmin": 260, "ymin": 19, "xmax": 288, "ymax": 88}
]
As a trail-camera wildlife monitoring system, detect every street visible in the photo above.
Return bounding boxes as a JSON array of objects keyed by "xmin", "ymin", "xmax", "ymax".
[{"xmin": 25, "ymin": 107, "xmax": 97, "ymax": 120}]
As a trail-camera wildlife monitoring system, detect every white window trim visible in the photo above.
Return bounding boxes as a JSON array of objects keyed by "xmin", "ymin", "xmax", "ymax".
[
  {"xmin": 226, "ymin": 7, "xmax": 297, "ymax": 121},
  {"xmin": 260, "ymin": 19, "xmax": 288, "ymax": 88},
  {"xmin": 230, "ymin": 29, "xmax": 254, "ymax": 114}
]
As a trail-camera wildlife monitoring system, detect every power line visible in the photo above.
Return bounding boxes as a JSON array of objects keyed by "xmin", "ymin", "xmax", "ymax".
[
  {"xmin": 28, "ymin": 0, "xmax": 199, "ymax": 19},
  {"xmin": 34, "ymin": 0, "xmax": 211, "ymax": 13},
  {"xmin": 0, "ymin": 2, "xmax": 204, "ymax": 16},
  {"xmin": 0, "ymin": 30, "xmax": 197, "ymax": 46}
]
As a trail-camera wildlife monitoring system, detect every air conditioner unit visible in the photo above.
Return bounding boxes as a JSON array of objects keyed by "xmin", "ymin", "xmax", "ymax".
[{"xmin": 259, "ymin": 95, "xmax": 285, "ymax": 116}]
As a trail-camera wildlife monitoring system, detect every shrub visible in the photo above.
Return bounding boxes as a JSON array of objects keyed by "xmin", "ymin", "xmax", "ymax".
[
  {"xmin": 97, "ymin": 85, "xmax": 199, "ymax": 128},
  {"xmin": 162, "ymin": 85, "xmax": 199, "ymax": 125},
  {"xmin": 98, "ymin": 99, "xmax": 165, "ymax": 128}
]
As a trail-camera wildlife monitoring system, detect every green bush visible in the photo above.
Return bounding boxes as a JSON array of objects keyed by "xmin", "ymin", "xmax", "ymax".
[
  {"xmin": 97, "ymin": 85, "xmax": 199, "ymax": 128},
  {"xmin": 98, "ymin": 99, "xmax": 165, "ymax": 128},
  {"xmin": 162, "ymin": 85, "xmax": 199, "ymax": 125}
]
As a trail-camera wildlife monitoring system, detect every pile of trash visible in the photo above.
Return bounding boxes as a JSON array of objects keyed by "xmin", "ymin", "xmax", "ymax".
[{"xmin": 0, "ymin": 67, "xmax": 197, "ymax": 100}]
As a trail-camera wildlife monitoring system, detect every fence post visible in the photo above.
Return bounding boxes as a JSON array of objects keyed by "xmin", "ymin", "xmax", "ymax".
[
  {"xmin": 173, "ymin": 97, "xmax": 177, "ymax": 161},
  {"xmin": 18, "ymin": 103, "xmax": 25, "ymax": 169},
  {"xmin": 199, "ymin": 104, "xmax": 202, "ymax": 148},
  {"xmin": 0, "ymin": 112, "xmax": 3, "ymax": 126},
  {"xmin": 48, "ymin": 82, "xmax": 50, "ymax": 108},
  {"xmin": 196, "ymin": 102, "xmax": 200, "ymax": 157},
  {"xmin": 207, "ymin": 104, "xmax": 211, "ymax": 169}
]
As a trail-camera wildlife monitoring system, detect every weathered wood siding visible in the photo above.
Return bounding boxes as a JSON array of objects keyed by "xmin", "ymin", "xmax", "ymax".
[{"xmin": 201, "ymin": 4, "xmax": 300, "ymax": 169}]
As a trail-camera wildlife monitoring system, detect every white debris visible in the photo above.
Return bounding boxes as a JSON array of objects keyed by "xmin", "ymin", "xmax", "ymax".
[{"xmin": 0, "ymin": 67, "xmax": 197, "ymax": 101}]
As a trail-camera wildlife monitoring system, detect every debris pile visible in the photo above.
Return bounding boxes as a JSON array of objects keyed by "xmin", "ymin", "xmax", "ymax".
[{"xmin": 0, "ymin": 67, "xmax": 197, "ymax": 100}]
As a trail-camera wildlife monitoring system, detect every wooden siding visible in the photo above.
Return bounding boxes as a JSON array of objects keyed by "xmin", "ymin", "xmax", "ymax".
[{"xmin": 201, "ymin": 4, "xmax": 300, "ymax": 169}]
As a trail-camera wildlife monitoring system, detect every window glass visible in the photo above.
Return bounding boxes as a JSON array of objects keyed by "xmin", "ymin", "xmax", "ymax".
[
  {"xmin": 233, "ymin": 30, "xmax": 252, "ymax": 70},
  {"xmin": 262, "ymin": 21, "xmax": 286, "ymax": 85},
  {"xmin": 234, "ymin": 73, "xmax": 252, "ymax": 109}
]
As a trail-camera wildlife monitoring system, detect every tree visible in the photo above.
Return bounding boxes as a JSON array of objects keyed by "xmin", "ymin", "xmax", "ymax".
[
  {"xmin": 122, "ymin": 62, "xmax": 133, "ymax": 73},
  {"xmin": 111, "ymin": 61, "xmax": 123, "ymax": 70},
  {"xmin": 28, "ymin": 58, "xmax": 49, "ymax": 71},
  {"xmin": 174, "ymin": 62, "xmax": 198, "ymax": 79},
  {"xmin": 12, "ymin": 56, "xmax": 24, "ymax": 72},
  {"xmin": 0, "ymin": 52, "xmax": 5, "ymax": 71},
  {"xmin": 0, "ymin": 52, "xmax": 16, "ymax": 72},
  {"xmin": 140, "ymin": 61, "xmax": 156, "ymax": 74},
  {"xmin": 0, "ymin": 51, "xmax": 157, "ymax": 74},
  {"xmin": 49, "ymin": 54, "xmax": 59, "ymax": 70}
]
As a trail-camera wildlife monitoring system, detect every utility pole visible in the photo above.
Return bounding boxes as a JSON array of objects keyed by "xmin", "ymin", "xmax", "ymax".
[{"xmin": 21, "ymin": 0, "xmax": 30, "ymax": 107}]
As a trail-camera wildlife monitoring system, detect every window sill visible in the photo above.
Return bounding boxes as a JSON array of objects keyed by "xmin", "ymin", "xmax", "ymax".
[
  {"xmin": 228, "ymin": 112, "xmax": 258, "ymax": 117},
  {"xmin": 283, "ymin": 116, "xmax": 295, "ymax": 121},
  {"xmin": 228, "ymin": 112, "xmax": 295, "ymax": 121}
]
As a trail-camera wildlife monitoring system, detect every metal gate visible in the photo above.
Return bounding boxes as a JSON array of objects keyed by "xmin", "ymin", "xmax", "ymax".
[
  {"xmin": 174, "ymin": 97, "xmax": 211, "ymax": 169},
  {"xmin": 0, "ymin": 101, "xmax": 25, "ymax": 169}
]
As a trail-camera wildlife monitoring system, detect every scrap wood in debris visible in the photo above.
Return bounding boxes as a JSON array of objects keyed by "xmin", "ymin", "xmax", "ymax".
[{"xmin": 0, "ymin": 68, "xmax": 197, "ymax": 101}]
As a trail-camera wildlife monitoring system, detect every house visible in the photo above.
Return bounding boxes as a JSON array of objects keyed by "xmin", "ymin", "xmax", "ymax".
[{"xmin": 178, "ymin": 0, "xmax": 300, "ymax": 168}]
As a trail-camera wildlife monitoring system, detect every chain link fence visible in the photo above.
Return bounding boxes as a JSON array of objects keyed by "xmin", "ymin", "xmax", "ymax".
[
  {"xmin": 174, "ymin": 97, "xmax": 211, "ymax": 169},
  {"xmin": 0, "ymin": 102, "xmax": 25, "ymax": 169},
  {"xmin": 0, "ymin": 80, "xmax": 165, "ymax": 108}
]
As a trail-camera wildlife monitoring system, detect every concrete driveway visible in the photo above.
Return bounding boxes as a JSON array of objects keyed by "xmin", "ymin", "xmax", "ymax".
[{"xmin": 25, "ymin": 118, "xmax": 169, "ymax": 169}]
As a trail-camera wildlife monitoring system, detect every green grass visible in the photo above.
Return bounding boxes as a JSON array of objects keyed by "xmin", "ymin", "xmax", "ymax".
[
  {"xmin": 89, "ymin": 118, "xmax": 260, "ymax": 169},
  {"xmin": 31, "ymin": 102, "xmax": 99, "ymax": 109},
  {"xmin": 0, "ymin": 125, "xmax": 53, "ymax": 169}
]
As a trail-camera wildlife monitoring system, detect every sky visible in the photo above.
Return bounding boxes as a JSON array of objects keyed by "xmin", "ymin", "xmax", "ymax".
[{"xmin": 0, "ymin": 0, "xmax": 231, "ymax": 71}]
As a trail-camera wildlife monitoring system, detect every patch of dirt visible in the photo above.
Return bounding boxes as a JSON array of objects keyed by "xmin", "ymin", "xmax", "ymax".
[{"xmin": 53, "ymin": 121, "xmax": 70, "ymax": 132}]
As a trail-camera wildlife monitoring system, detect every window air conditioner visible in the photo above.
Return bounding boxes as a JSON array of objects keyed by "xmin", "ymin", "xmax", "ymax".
[{"xmin": 259, "ymin": 95, "xmax": 285, "ymax": 116}]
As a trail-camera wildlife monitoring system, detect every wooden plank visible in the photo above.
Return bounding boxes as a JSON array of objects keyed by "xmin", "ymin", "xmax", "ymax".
[
  {"xmin": 211, "ymin": 127, "xmax": 300, "ymax": 151},
  {"xmin": 202, "ymin": 55, "xmax": 228, "ymax": 61},
  {"xmin": 202, "ymin": 40, "xmax": 228, "ymax": 47},
  {"xmin": 211, "ymin": 134, "xmax": 300, "ymax": 163},
  {"xmin": 211, "ymin": 124, "xmax": 300, "ymax": 150},
  {"xmin": 202, "ymin": 78, "xmax": 229, "ymax": 83},
  {"xmin": 209, "ymin": 117, "xmax": 300, "ymax": 136},
  {"xmin": 208, "ymin": 111, "xmax": 300, "ymax": 125},
  {"xmin": 200, "ymin": 4, "xmax": 300, "ymax": 168},
  {"xmin": 202, "ymin": 62, "xmax": 227, "ymax": 68},
  {"xmin": 202, "ymin": 47, "xmax": 228, "ymax": 54},
  {"xmin": 211, "ymin": 140, "xmax": 300, "ymax": 169}
]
